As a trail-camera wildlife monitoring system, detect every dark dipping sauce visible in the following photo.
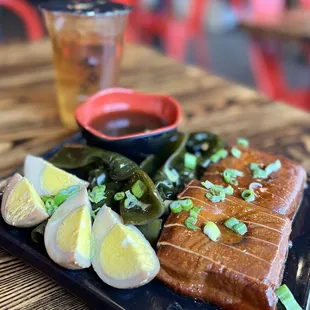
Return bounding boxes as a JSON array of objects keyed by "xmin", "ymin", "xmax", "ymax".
[{"xmin": 90, "ymin": 111, "xmax": 168, "ymax": 137}]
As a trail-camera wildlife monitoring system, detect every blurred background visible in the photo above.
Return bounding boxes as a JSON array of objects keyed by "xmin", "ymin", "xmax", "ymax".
[{"xmin": 1, "ymin": 0, "xmax": 310, "ymax": 111}]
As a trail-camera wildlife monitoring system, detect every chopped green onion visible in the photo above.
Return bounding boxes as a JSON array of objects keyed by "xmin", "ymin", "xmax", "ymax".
[
  {"xmin": 131, "ymin": 180, "xmax": 146, "ymax": 199},
  {"xmin": 204, "ymin": 222, "xmax": 221, "ymax": 242},
  {"xmin": 224, "ymin": 217, "xmax": 240, "ymax": 229},
  {"xmin": 91, "ymin": 207, "xmax": 101, "ymax": 220},
  {"xmin": 170, "ymin": 201, "xmax": 182, "ymax": 214},
  {"xmin": 190, "ymin": 207, "xmax": 202, "ymax": 218},
  {"xmin": 179, "ymin": 199, "xmax": 194, "ymax": 211},
  {"xmin": 250, "ymin": 163, "xmax": 259, "ymax": 170},
  {"xmin": 210, "ymin": 184, "xmax": 224, "ymax": 196},
  {"xmin": 231, "ymin": 147, "xmax": 241, "ymax": 158},
  {"xmin": 45, "ymin": 198, "xmax": 57, "ymax": 216},
  {"xmin": 224, "ymin": 185, "xmax": 234, "ymax": 196},
  {"xmin": 124, "ymin": 190, "xmax": 149, "ymax": 211},
  {"xmin": 200, "ymin": 159, "xmax": 210, "ymax": 168},
  {"xmin": 54, "ymin": 185, "xmax": 80, "ymax": 206},
  {"xmin": 265, "ymin": 159, "xmax": 282, "ymax": 175},
  {"xmin": 210, "ymin": 149, "xmax": 228, "ymax": 163},
  {"xmin": 252, "ymin": 168, "xmax": 268, "ymax": 179},
  {"xmin": 88, "ymin": 185, "xmax": 106, "ymax": 204},
  {"xmin": 249, "ymin": 182, "xmax": 262, "ymax": 196},
  {"xmin": 237, "ymin": 138, "xmax": 249, "ymax": 147},
  {"xmin": 233, "ymin": 222, "xmax": 248, "ymax": 235},
  {"xmin": 250, "ymin": 160, "xmax": 281, "ymax": 179},
  {"xmin": 241, "ymin": 189, "xmax": 255, "ymax": 202},
  {"xmin": 164, "ymin": 167, "xmax": 180, "ymax": 184},
  {"xmin": 201, "ymin": 180, "xmax": 213, "ymax": 189},
  {"xmin": 114, "ymin": 192, "xmax": 125, "ymax": 201},
  {"xmin": 41, "ymin": 196, "xmax": 51, "ymax": 203},
  {"xmin": 184, "ymin": 152, "xmax": 197, "ymax": 170},
  {"xmin": 185, "ymin": 217, "xmax": 200, "ymax": 231},
  {"xmin": 276, "ymin": 284, "xmax": 302, "ymax": 310},
  {"xmin": 186, "ymin": 216, "xmax": 197, "ymax": 225},
  {"xmin": 206, "ymin": 193, "xmax": 222, "ymax": 203},
  {"xmin": 223, "ymin": 168, "xmax": 243, "ymax": 185}
]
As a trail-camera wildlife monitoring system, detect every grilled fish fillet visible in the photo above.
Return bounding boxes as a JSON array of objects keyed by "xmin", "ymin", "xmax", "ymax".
[{"xmin": 157, "ymin": 180, "xmax": 291, "ymax": 310}]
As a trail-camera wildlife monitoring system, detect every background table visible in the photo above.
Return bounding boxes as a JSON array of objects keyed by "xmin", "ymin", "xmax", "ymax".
[{"xmin": 0, "ymin": 40, "xmax": 310, "ymax": 310}]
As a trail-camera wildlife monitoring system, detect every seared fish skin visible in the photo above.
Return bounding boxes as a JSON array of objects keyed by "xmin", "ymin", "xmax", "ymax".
[
  {"xmin": 202, "ymin": 147, "xmax": 306, "ymax": 219},
  {"xmin": 157, "ymin": 181, "xmax": 291, "ymax": 310}
]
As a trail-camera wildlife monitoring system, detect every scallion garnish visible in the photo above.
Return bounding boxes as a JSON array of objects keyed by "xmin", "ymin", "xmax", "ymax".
[
  {"xmin": 210, "ymin": 149, "xmax": 228, "ymax": 163},
  {"xmin": 45, "ymin": 198, "xmax": 57, "ymax": 216},
  {"xmin": 276, "ymin": 284, "xmax": 302, "ymax": 310},
  {"xmin": 203, "ymin": 222, "xmax": 221, "ymax": 242},
  {"xmin": 265, "ymin": 159, "xmax": 282, "ymax": 175},
  {"xmin": 179, "ymin": 199, "xmax": 194, "ymax": 211},
  {"xmin": 250, "ymin": 163, "xmax": 259, "ymax": 170},
  {"xmin": 223, "ymin": 168, "xmax": 244, "ymax": 185},
  {"xmin": 205, "ymin": 183, "xmax": 234, "ymax": 203},
  {"xmin": 124, "ymin": 190, "xmax": 149, "ymax": 211},
  {"xmin": 250, "ymin": 159, "xmax": 281, "ymax": 179},
  {"xmin": 164, "ymin": 167, "xmax": 179, "ymax": 184},
  {"xmin": 231, "ymin": 147, "xmax": 241, "ymax": 158},
  {"xmin": 54, "ymin": 185, "xmax": 80, "ymax": 206},
  {"xmin": 224, "ymin": 217, "xmax": 240, "ymax": 229},
  {"xmin": 114, "ymin": 192, "xmax": 125, "ymax": 201},
  {"xmin": 200, "ymin": 159, "xmax": 211, "ymax": 168},
  {"xmin": 190, "ymin": 207, "xmax": 202, "ymax": 218},
  {"xmin": 206, "ymin": 193, "xmax": 222, "ymax": 203},
  {"xmin": 237, "ymin": 138, "xmax": 249, "ymax": 147},
  {"xmin": 241, "ymin": 189, "xmax": 255, "ymax": 202},
  {"xmin": 43, "ymin": 185, "xmax": 81, "ymax": 215},
  {"xmin": 249, "ymin": 182, "xmax": 262, "ymax": 196},
  {"xmin": 91, "ymin": 207, "xmax": 101, "ymax": 220},
  {"xmin": 185, "ymin": 217, "xmax": 200, "ymax": 231},
  {"xmin": 223, "ymin": 185, "xmax": 234, "ymax": 195},
  {"xmin": 170, "ymin": 201, "xmax": 182, "ymax": 214},
  {"xmin": 88, "ymin": 185, "xmax": 106, "ymax": 204},
  {"xmin": 233, "ymin": 222, "xmax": 248, "ymax": 235},
  {"xmin": 131, "ymin": 180, "xmax": 146, "ymax": 199},
  {"xmin": 184, "ymin": 152, "xmax": 197, "ymax": 170},
  {"xmin": 201, "ymin": 180, "xmax": 213, "ymax": 189}
]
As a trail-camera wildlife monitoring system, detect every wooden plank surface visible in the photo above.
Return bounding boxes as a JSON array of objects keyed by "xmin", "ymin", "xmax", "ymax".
[{"xmin": 0, "ymin": 39, "xmax": 310, "ymax": 310}]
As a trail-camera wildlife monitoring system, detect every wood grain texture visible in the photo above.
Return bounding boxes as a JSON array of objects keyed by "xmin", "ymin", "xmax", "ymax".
[{"xmin": 0, "ymin": 39, "xmax": 310, "ymax": 309}]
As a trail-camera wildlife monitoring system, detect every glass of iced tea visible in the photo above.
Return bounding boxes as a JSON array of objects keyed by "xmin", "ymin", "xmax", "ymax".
[{"xmin": 40, "ymin": 1, "xmax": 132, "ymax": 129}]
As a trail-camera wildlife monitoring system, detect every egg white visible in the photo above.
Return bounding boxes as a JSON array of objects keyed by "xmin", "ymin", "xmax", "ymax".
[
  {"xmin": 44, "ymin": 188, "xmax": 92, "ymax": 270},
  {"xmin": 1, "ymin": 173, "xmax": 49, "ymax": 227},
  {"xmin": 92, "ymin": 206, "xmax": 160, "ymax": 288},
  {"xmin": 24, "ymin": 154, "xmax": 89, "ymax": 196}
]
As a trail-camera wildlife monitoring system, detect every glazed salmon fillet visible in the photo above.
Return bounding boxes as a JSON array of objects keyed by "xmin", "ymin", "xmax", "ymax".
[
  {"xmin": 202, "ymin": 147, "xmax": 306, "ymax": 219},
  {"xmin": 157, "ymin": 180, "xmax": 291, "ymax": 310}
]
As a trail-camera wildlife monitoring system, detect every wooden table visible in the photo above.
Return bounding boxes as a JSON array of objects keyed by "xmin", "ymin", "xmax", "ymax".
[
  {"xmin": 240, "ymin": 9, "xmax": 310, "ymax": 42},
  {"xmin": 0, "ymin": 39, "xmax": 310, "ymax": 310}
]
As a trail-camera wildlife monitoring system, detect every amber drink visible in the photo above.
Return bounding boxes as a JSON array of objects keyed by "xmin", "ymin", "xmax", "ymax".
[{"xmin": 40, "ymin": 1, "xmax": 132, "ymax": 129}]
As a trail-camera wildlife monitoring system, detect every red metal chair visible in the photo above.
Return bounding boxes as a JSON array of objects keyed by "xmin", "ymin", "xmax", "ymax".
[
  {"xmin": 121, "ymin": 0, "xmax": 209, "ymax": 67},
  {"xmin": 0, "ymin": 0, "xmax": 44, "ymax": 41},
  {"xmin": 245, "ymin": 0, "xmax": 310, "ymax": 111}
]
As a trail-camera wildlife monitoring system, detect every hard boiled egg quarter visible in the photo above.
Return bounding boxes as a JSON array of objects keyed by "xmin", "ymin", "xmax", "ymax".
[
  {"xmin": 24, "ymin": 155, "xmax": 89, "ymax": 196},
  {"xmin": 1, "ymin": 173, "xmax": 49, "ymax": 227},
  {"xmin": 44, "ymin": 188, "xmax": 92, "ymax": 270},
  {"xmin": 92, "ymin": 206, "xmax": 160, "ymax": 289}
]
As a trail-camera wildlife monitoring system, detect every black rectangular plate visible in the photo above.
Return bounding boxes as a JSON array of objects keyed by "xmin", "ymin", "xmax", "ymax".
[{"xmin": 0, "ymin": 133, "xmax": 309, "ymax": 310}]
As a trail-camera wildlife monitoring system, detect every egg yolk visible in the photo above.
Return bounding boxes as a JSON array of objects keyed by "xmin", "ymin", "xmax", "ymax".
[
  {"xmin": 41, "ymin": 163, "xmax": 80, "ymax": 196},
  {"xmin": 6, "ymin": 178, "xmax": 45, "ymax": 222},
  {"xmin": 100, "ymin": 223, "xmax": 155, "ymax": 279},
  {"xmin": 56, "ymin": 205, "xmax": 91, "ymax": 258}
]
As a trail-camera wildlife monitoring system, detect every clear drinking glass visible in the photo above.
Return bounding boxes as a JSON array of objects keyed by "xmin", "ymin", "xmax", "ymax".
[{"xmin": 40, "ymin": 1, "xmax": 132, "ymax": 129}]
